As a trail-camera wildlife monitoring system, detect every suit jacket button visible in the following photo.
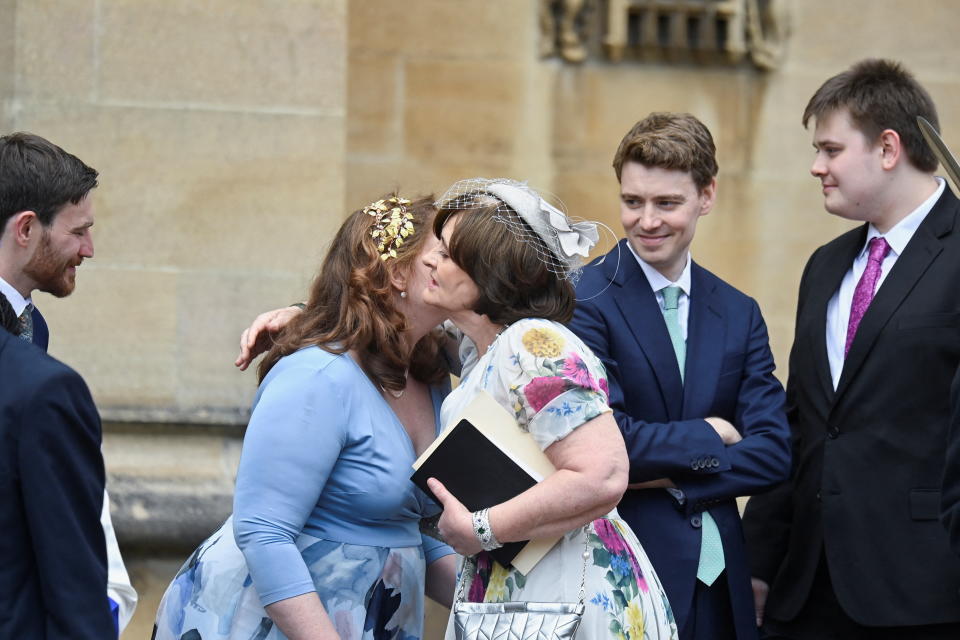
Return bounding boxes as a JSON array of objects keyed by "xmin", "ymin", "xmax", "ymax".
[
  {"xmin": 691, "ymin": 515, "xmax": 702, "ymax": 528},
  {"xmin": 827, "ymin": 427, "xmax": 839, "ymax": 439},
  {"xmin": 816, "ymin": 491, "xmax": 821, "ymax": 501}
]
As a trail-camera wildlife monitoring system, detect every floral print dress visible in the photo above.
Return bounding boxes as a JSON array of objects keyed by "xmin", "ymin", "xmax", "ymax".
[
  {"xmin": 153, "ymin": 518, "xmax": 431, "ymax": 640},
  {"xmin": 443, "ymin": 319, "xmax": 678, "ymax": 640}
]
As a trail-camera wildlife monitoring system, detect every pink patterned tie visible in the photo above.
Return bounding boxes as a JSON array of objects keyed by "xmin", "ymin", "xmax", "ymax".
[{"xmin": 844, "ymin": 237, "xmax": 891, "ymax": 357}]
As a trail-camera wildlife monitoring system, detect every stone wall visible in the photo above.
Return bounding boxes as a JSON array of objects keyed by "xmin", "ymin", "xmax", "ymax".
[
  {"xmin": 20, "ymin": 0, "xmax": 347, "ymax": 422},
  {"xmin": 0, "ymin": 1, "xmax": 347, "ymax": 637},
  {"xmin": 3, "ymin": 0, "xmax": 959, "ymax": 637},
  {"xmin": 347, "ymin": 0, "xmax": 555, "ymax": 203}
]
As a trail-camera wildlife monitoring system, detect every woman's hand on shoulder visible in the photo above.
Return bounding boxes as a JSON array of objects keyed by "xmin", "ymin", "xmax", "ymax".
[
  {"xmin": 235, "ymin": 305, "xmax": 304, "ymax": 370},
  {"xmin": 428, "ymin": 478, "xmax": 482, "ymax": 556}
]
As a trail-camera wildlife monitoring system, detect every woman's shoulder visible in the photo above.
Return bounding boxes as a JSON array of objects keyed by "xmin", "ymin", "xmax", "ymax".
[
  {"xmin": 506, "ymin": 317, "xmax": 578, "ymax": 337},
  {"xmin": 503, "ymin": 318, "xmax": 592, "ymax": 358},
  {"xmin": 260, "ymin": 346, "xmax": 364, "ymax": 393}
]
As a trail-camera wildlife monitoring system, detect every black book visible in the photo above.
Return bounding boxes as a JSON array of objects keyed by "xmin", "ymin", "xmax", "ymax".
[{"xmin": 411, "ymin": 418, "xmax": 538, "ymax": 567}]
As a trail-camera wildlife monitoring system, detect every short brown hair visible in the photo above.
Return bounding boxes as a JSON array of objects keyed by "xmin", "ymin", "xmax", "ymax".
[
  {"xmin": 433, "ymin": 196, "xmax": 575, "ymax": 325},
  {"xmin": 803, "ymin": 59, "xmax": 939, "ymax": 173},
  {"xmin": 612, "ymin": 112, "xmax": 718, "ymax": 191},
  {"xmin": 0, "ymin": 132, "xmax": 98, "ymax": 238},
  {"xmin": 258, "ymin": 194, "xmax": 449, "ymax": 393}
]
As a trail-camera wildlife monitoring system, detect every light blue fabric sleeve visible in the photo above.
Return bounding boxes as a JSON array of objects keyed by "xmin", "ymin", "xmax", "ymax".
[
  {"xmin": 233, "ymin": 359, "xmax": 347, "ymax": 607},
  {"xmin": 421, "ymin": 532, "xmax": 455, "ymax": 565}
]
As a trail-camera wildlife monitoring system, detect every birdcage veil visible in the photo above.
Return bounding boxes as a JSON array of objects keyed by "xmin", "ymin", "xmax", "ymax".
[{"xmin": 434, "ymin": 178, "xmax": 600, "ymax": 284}]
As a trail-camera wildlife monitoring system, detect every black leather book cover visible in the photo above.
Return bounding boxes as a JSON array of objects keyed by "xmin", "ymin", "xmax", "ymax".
[{"xmin": 411, "ymin": 418, "xmax": 537, "ymax": 566}]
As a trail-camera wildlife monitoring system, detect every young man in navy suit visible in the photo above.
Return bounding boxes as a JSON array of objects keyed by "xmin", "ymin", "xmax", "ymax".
[
  {"xmin": 0, "ymin": 131, "xmax": 138, "ymax": 632},
  {"xmin": 743, "ymin": 59, "xmax": 960, "ymax": 639},
  {"xmin": 568, "ymin": 112, "xmax": 791, "ymax": 640}
]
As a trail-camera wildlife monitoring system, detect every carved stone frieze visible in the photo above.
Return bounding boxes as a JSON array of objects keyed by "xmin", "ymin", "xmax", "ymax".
[
  {"xmin": 540, "ymin": 0, "xmax": 789, "ymax": 69},
  {"xmin": 540, "ymin": 0, "xmax": 591, "ymax": 62}
]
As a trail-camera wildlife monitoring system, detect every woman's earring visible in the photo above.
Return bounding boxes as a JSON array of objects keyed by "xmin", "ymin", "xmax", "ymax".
[{"xmin": 400, "ymin": 291, "xmax": 407, "ymax": 298}]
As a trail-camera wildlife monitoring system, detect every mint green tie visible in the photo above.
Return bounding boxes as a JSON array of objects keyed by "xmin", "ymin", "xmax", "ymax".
[
  {"xmin": 661, "ymin": 287, "xmax": 685, "ymax": 382},
  {"xmin": 661, "ymin": 286, "xmax": 725, "ymax": 586}
]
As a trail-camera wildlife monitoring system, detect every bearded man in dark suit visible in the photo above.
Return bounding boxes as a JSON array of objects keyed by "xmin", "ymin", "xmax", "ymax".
[{"xmin": 0, "ymin": 132, "xmax": 138, "ymax": 632}]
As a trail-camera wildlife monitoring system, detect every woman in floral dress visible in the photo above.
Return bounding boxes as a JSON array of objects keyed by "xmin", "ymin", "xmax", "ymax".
[{"xmin": 423, "ymin": 178, "xmax": 678, "ymax": 640}]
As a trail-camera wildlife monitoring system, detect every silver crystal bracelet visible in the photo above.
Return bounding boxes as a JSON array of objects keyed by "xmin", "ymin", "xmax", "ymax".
[{"xmin": 471, "ymin": 508, "xmax": 503, "ymax": 551}]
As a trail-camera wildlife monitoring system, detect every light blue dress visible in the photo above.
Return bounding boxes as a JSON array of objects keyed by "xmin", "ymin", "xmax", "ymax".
[{"xmin": 153, "ymin": 347, "xmax": 452, "ymax": 640}]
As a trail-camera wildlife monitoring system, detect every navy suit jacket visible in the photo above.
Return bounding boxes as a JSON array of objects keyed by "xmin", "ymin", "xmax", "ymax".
[
  {"xmin": 32, "ymin": 305, "xmax": 49, "ymax": 351},
  {"xmin": 0, "ymin": 330, "xmax": 114, "ymax": 638},
  {"xmin": 570, "ymin": 240, "xmax": 791, "ymax": 640}
]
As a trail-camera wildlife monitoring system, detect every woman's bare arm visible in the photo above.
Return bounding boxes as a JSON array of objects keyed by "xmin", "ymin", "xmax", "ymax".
[
  {"xmin": 264, "ymin": 592, "xmax": 340, "ymax": 640},
  {"xmin": 425, "ymin": 554, "xmax": 458, "ymax": 608},
  {"xmin": 430, "ymin": 412, "xmax": 627, "ymax": 555}
]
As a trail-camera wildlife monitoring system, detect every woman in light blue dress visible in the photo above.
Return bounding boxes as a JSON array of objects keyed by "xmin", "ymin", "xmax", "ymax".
[{"xmin": 153, "ymin": 195, "xmax": 457, "ymax": 640}]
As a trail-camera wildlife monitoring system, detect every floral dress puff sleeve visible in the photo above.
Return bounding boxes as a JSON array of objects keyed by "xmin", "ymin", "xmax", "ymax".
[{"xmin": 454, "ymin": 318, "xmax": 612, "ymax": 450}]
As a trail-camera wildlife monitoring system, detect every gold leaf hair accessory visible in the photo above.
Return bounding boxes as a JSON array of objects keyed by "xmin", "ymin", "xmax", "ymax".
[{"xmin": 364, "ymin": 196, "xmax": 414, "ymax": 260}]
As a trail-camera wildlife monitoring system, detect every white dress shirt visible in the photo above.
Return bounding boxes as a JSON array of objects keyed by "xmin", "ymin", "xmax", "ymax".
[
  {"xmin": 0, "ymin": 274, "xmax": 31, "ymax": 317},
  {"xmin": 826, "ymin": 178, "xmax": 945, "ymax": 389},
  {"xmin": 627, "ymin": 241, "xmax": 693, "ymax": 340}
]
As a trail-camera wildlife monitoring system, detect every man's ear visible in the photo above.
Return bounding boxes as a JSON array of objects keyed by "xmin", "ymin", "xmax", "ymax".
[
  {"xmin": 878, "ymin": 129, "xmax": 902, "ymax": 170},
  {"xmin": 9, "ymin": 211, "xmax": 39, "ymax": 248},
  {"xmin": 699, "ymin": 177, "xmax": 718, "ymax": 217}
]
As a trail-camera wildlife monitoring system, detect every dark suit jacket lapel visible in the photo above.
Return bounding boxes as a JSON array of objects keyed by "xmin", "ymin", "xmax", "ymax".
[
  {"xmin": 31, "ymin": 306, "xmax": 49, "ymax": 352},
  {"xmin": 610, "ymin": 241, "xmax": 684, "ymax": 418},
  {"xmin": 807, "ymin": 229, "xmax": 866, "ymax": 406},
  {"xmin": 682, "ymin": 263, "xmax": 723, "ymax": 418},
  {"xmin": 835, "ymin": 191, "xmax": 957, "ymax": 402}
]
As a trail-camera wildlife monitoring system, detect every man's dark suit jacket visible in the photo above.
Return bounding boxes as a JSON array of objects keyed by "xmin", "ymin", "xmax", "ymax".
[
  {"xmin": 32, "ymin": 304, "xmax": 49, "ymax": 350},
  {"xmin": 570, "ymin": 240, "xmax": 791, "ymax": 640},
  {"xmin": 743, "ymin": 187, "xmax": 960, "ymax": 627},
  {"xmin": 0, "ymin": 330, "xmax": 114, "ymax": 638},
  {"xmin": 942, "ymin": 367, "xmax": 960, "ymax": 557}
]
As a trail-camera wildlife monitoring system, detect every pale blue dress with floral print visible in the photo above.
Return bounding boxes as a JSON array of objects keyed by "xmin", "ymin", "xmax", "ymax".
[
  {"xmin": 153, "ymin": 347, "xmax": 453, "ymax": 640},
  {"xmin": 443, "ymin": 319, "xmax": 678, "ymax": 640}
]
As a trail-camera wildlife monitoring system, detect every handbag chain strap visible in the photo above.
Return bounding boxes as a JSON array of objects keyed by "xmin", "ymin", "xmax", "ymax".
[{"xmin": 455, "ymin": 521, "xmax": 593, "ymax": 606}]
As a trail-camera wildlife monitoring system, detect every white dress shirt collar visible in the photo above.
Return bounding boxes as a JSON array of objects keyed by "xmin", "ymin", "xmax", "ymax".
[
  {"xmin": 626, "ymin": 241, "xmax": 692, "ymax": 296},
  {"xmin": 0, "ymin": 275, "xmax": 31, "ymax": 317},
  {"xmin": 860, "ymin": 177, "xmax": 945, "ymax": 258}
]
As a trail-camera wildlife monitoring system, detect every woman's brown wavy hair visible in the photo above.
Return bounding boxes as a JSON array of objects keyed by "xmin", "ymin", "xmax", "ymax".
[{"xmin": 257, "ymin": 195, "xmax": 449, "ymax": 393}]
